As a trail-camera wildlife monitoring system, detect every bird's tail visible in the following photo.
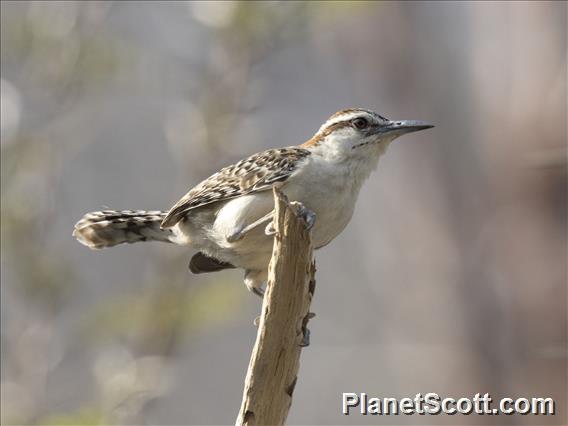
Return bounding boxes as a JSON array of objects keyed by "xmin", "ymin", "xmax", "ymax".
[{"xmin": 73, "ymin": 210, "xmax": 174, "ymax": 249}]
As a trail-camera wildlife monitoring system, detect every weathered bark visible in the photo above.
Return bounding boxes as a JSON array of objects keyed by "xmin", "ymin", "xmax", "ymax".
[{"xmin": 236, "ymin": 188, "xmax": 316, "ymax": 426}]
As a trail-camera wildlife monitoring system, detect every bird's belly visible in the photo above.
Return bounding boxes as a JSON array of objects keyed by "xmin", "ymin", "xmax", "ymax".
[
  {"xmin": 302, "ymin": 191, "xmax": 355, "ymax": 248},
  {"xmin": 283, "ymin": 176, "xmax": 357, "ymax": 249},
  {"xmin": 312, "ymin": 207, "xmax": 353, "ymax": 248}
]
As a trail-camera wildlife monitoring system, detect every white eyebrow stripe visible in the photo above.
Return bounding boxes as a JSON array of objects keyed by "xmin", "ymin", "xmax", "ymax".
[{"xmin": 317, "ymin": 112, "xmax": 361, "ymax": 134}]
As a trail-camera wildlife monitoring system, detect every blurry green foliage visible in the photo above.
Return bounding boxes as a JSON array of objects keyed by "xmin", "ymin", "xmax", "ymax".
[
  {"xmin": 86, "ymin": 277, "xmax": 245, "ymax": 349},
  {"xmin": 1, "ymin": 3, "xmax": 133, "ymax": 88},
  {"xmin": 41, "ymin": 408, "xmax": 108, "ymax": 426}
]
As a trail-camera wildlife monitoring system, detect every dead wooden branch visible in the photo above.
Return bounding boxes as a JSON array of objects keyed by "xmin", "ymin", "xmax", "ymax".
[{"xmin": 236, "ymin": 188, "xmax": 316, "ymax": 426}]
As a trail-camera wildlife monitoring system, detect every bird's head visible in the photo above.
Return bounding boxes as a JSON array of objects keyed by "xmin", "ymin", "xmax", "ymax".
[{"xmin": 302, "ymin": 108, "xmax": 433, "ymax": 160}]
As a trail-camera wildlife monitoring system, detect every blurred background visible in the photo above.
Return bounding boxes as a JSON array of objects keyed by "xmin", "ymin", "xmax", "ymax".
[{"xmin": 1, "ymin": 1, "xmax": 566, "ymax": 425}]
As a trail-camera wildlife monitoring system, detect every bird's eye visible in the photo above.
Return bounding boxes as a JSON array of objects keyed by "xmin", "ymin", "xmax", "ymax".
[{"xmin": 352, "ymin": 117, "xmax": 369, "ymax": 130}]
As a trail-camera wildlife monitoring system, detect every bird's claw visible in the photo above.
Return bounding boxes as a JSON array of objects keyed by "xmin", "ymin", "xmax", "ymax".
[
  {"xmin": 251, "ymin": 286, "xmax": 265, "ymax": 298},
  {"xmin": 265, "ymin": 222, "xmax": 276, "ymax": 236},
  {"xmin": 290, "ymin": 201, "xmax": 316, "ymax": 230}
]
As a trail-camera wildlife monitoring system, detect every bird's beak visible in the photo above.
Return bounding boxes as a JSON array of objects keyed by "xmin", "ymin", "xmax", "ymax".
[{"xmin": 377, "ymin": 120, "xmax": 434, "ymax": 137}]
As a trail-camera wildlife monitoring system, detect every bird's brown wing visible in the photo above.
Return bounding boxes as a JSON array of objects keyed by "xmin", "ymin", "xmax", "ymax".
[{"xmin": 161, "ymin": 147, "xmax": 311, "ymax": 228}]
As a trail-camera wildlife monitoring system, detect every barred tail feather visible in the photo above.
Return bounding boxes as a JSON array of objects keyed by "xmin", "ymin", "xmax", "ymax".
[{"xmin": 73, "ymin": 210, "xmax": 173, "ymax": 249}]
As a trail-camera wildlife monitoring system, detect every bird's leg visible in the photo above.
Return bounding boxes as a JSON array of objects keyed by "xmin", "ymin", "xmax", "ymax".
[
  {"xmin": 244, "ymin": 269, "xmax": 266, "ymax": 326},
  {"xmin": 226, "ymin": 211, "xmax": 274, "ymax": 243},
  {"xmin": 250, "ymin": 288, "xmax": 265, "ymax": 326}
]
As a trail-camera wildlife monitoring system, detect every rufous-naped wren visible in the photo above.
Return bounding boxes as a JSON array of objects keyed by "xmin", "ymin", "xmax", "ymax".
[{"xmin": 74, "ymin": 108, "xmax": 433, "ymax": 296}]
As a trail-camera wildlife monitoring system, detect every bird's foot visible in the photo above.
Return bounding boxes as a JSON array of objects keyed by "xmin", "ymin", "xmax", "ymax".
[
  {"xmin": 290, "ymin": 201, "xmax": 316, "ymax": 230},
  {"xmin": 264, "ymin": 202, "xmax": 315, "ymax": 236},
  {"xmin": 265, "ymin": 221, "xmax": 276, "ymax": 236}
]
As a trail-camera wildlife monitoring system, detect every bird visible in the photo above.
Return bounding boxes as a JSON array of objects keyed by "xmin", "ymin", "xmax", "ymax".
[{"xmin": 73, "ymin": 108, "xmax": 433, "ymax": 296}]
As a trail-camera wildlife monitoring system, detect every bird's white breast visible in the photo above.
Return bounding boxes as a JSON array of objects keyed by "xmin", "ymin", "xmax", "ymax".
[{"xmin": 284, "ymin": 156, "xmax": 360, "ymax": 248}]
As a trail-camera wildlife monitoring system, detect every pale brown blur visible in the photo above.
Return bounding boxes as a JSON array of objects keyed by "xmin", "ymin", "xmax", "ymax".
[{"xmin": 1, "ymin": 1, "xmax": 565, "ymax": 425}]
